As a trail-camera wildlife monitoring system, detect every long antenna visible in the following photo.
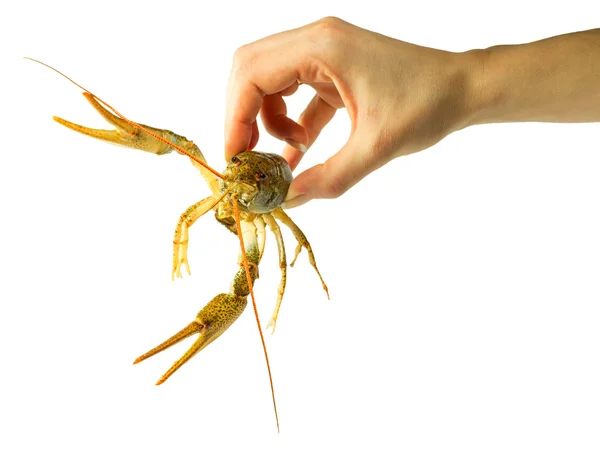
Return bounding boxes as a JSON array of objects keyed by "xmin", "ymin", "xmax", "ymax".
[
  {"xmin": 24, "ymin": 57, "xmax": 225, "ymax": 180},
  {"xmin": 232, "ymin": 196, "xmax": 280, "ymax": 433}
]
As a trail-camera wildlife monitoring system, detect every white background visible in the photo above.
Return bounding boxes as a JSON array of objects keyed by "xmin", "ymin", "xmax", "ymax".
[{"xmin": 1, "ymin": 1, "xmax": 599, "ymax": 463}]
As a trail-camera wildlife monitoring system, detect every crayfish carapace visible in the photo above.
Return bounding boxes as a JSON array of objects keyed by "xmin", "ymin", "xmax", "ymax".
[{"xmin": 27, "ymin": 58, "xmax": 329, "ymax": 432}]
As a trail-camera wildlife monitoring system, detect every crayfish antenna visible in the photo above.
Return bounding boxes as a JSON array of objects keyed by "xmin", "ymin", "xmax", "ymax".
[{"xmin": 232, "ymin": 197, "xmax": 280, "ymax": 433}]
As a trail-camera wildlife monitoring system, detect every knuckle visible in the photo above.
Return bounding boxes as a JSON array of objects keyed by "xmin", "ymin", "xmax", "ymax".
[
  {"xmin": 232, "ymin": 44, "xmax": 253, "ymax": 70},
  {"xmin": 309, "ymin": 17, "xmax": 347, "ymax": 59},
  {"xmin": 315, "ymin": 16, "xmax": 345, "ymax": 29},
  {"xmin": 326, "ymin": 182, "xmax": 347, "ymax": 198},
  {"xmin": 322, "ymin": 172, "xmax": 348, "ymax": 199},
  {"xmin": 313, "ymin": 16, "xmax": 345, "ymax": 37}
]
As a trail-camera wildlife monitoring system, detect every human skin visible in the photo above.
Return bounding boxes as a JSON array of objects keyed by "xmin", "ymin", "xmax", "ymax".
[{"xmin": 224, "ymin": 17, "xmax": 600, "ymax": 208}]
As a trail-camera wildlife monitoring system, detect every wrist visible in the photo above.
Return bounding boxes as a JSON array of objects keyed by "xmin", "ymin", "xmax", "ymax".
[
  {"xmin": 455, "ymin": 47, "xmax": 503, "ymax": 129},
  {"xmin": 459, "ymin": 29, "xmax": 600, "ymax": 126},
  {"xmin": 435, "ymin": 48, "xmax": 496, "ymax": 134}
]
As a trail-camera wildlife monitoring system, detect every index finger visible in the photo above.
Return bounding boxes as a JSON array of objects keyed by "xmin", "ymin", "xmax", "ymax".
[
  {"xmin": 224, "ymin": 23, "xmax": 330, "ymax": 158},
  {"xmin": 224, "ymin": 77, "xmax": 266, "ymax": 158}
]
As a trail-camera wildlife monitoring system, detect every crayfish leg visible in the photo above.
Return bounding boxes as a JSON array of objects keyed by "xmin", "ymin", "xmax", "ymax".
[
  {"xmin": 172, "ymin": 194, "xmax": 220, "ymax": 280},
  {"xmin": 272, "ymin": 208, "xmax": 329, "ymax": 300},
  {"xmin": 263, "ymin": 213, "xmax": 288, "ymax": 333},
  {"xmin": 254, "ymin": 216, "xmax": 267, "ymax": 261}
]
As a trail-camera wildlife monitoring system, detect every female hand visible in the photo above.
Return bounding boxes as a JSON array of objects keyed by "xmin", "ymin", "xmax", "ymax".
[
  {"xmin": 224, "ymin": 17, "xmax": 476, "ymax": 208},
  {"xmin": 225, "ymin": 18, "xmax": 600, "ymax": 208}
]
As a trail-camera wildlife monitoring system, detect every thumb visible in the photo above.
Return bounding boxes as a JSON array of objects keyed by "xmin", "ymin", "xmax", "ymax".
[{"xmin": 283, "ymin": 135, "xmax": 370, "ymax": 209}]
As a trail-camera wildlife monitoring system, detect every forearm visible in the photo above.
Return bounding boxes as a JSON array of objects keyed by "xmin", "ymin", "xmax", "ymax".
[{"xmin": 465, "ymin": 28, "xmax": 600, "ymax": 126}]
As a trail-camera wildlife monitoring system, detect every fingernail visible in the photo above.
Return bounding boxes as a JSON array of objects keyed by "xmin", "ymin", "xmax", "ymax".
[
  {"xmin": 285, "ymin": 138, "xmax": 307, "ymax": 153},
  {"xmin": 282, "ymin": 194, "xmax": 309, "ymax": 209}
]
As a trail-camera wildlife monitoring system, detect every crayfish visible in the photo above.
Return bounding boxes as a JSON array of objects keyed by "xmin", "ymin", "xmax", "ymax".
[{"xmin": 26, "ymin": 58, "xmax": 329, "ymax": 432}]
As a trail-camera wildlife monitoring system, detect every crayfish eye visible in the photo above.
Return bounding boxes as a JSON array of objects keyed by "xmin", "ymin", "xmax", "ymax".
[
  {"xmin": 255, "ymin": 172, "xmax": 267, "ymax": 181},
  {"xmin": 231, "ymin": 156, "xmax": 241, "ymax": 166}
]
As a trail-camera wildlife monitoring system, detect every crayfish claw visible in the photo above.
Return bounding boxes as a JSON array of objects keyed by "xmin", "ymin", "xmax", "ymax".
[
  {"xmin": 53, "ymin": 92, "xmax": 177, "ymax": 155},
  {"xmin": 53, "ymin": 115, "xmax": 125, "ymax": 146},
  {"xmin": 134, "ymin": 320, "xmax": 202, "ymax": 365},
  {"xmin": 134, "ymin": 320, "xmax": 208, "ymax": 386},
  {"xmin": 155, "ymin": 335, "xmax": 207, "ymax": 385},
  {"xmin": 134, "ymin": 293, "xmax": 248, "ymax": 385},
  {"xmin": 80, "ymin": 92, "xmax": 134, "ymax": 134}
]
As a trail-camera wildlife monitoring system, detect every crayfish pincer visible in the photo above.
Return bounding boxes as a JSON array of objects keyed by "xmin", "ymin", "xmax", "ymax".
[{"xmin": 27, "ymin": 57, "xmax": 330, "ymax": 431}]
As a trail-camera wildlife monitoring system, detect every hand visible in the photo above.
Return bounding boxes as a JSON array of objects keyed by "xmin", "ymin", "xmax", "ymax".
[{"xmin": 224, "ymin": 17, "xmax": 477, "ymax": 208}]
